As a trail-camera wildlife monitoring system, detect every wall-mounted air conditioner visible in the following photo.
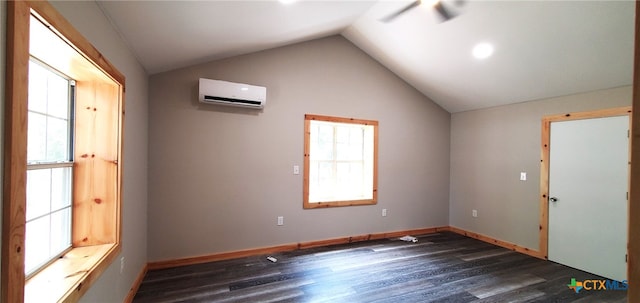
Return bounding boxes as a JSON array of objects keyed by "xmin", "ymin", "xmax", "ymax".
[{"xmin": 198, "ymin": 78, "xmax": 266, "ymax": 109}]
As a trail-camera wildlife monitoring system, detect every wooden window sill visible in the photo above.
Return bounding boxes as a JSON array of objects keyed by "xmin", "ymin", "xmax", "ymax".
[{"xmin": 25, "ymin": 243, "xmax": 120, "ymax": 303}]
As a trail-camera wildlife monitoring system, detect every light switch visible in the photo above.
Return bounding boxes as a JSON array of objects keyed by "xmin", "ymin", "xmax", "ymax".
[
  {"xmin": 520, "ymin": 172, "xmax": 527, "ymax": 181},
  {"xmin": 293, "ymin": 165, "xmax": 300, "ymax": 175}
]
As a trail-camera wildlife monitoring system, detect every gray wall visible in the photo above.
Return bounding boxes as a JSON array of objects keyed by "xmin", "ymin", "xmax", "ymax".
[
  {"xmin": 0, "ymin": 2, "xmax": 149, "ymax": 302},
  {"xmin": 148, "ymin": 35, "xmax": 451, "ymax": 262},
  {"xmin": 449, "ymin": 86, "xmax": 632, "ymax": 250}
]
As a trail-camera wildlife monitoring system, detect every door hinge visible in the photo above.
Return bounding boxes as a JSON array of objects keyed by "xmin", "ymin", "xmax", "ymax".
[
  {"xmin": 626, "ymin": 254, "xmax": 628, "ymax": 263},
  {"xmin": 627, "ymin": 192, "xmax": 629, "ymax": 200},
  {"xmin": 628, "ymin": 130, "xmax": 630, "ymax": 138}
]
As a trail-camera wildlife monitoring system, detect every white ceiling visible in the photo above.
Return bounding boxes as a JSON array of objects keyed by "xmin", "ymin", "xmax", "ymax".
[{"xmin": 97, "ymin": 0, "xmax": 635, "ymax": 113}]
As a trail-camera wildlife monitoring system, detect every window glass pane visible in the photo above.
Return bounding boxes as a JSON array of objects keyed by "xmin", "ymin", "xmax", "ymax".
[
  {"xmin": 336, "ymin": 162, "xmax": 351, "ymax": 197},
  {"xmin": 47, "ymin": 117, "xmax": 70, "ymax": 161},
  {"xmin": 336, "ymin": 125, "xmax": 349, "ymax": 144},
  {"xmin": 309, "ymin": 124, "xmax": 319, "ymax": 161},
  {"xmin": 47, "ymin": 75, "xmax": 69, "ymax": 119},
  {"xmin": 28, "ymin": 59, "xmax": 71, "ymax": 164},
  {"xmin": 350, "ymin": 127, "xmax": 363, "ymax": 145},
  {"xmin": 28, "ymin": 61, "xmax": 48, "ymax": 114},
  {"xmin": 51, "ymin": 167, "xmax": 72, "ymax": 211},
  {"xmin": 25, "ymin": 167, "xmax": 73, "ymax": 275},
  {"xmin": 27, "ymin": 112, "xmax": 47, "ymax": 163},
  {"xmin": 25, "ymin": 215, "xmax": 51, "ymax": 274},
  {"xmin": 336, "ymin": 142, "xmax": 348, "ymax": 161},
  {"xmin": 316, "ymin": 124, "xmax": 334, "ymax": 160},
  {"xmin": 309, "ymin": 161, "xmax": 335, "ymax": 202},
  {"xmin": 336, "ymin": 125, "xmax": 364, "ymax": 161},
  {"xmin": 26, "ymin": 168, "xmax": 51, "ymax": 221},
  {"xmin": 363, "ymin": 125, "xmax": 374, "ymax": 159},
  {"xmin": 318, "ymin": 161, "xmax": 333, "ymax": 187},
  {"xmin": 50, "ymin": 208, "xmax": 72, "ymax": 256},
  {"xmin": 350, "ymin": 162, "xmax": 364, "ymax": 191},
  {"xmin": 349, "ymin": 127, "xmax": 364, "ymax": 160}
]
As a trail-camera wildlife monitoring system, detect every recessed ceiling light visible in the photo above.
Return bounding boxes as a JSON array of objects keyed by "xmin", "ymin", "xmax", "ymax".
[
  {"xmin": 472, "ymin": 43, "xmax": 494, "ymax": 60},
  {"xmin": 279, "ymin": 0, "xmax": 297, "ymax": 4},
  {"xmin": 241, "ymin": 87, "xmax": 249, "ymax": 91}
]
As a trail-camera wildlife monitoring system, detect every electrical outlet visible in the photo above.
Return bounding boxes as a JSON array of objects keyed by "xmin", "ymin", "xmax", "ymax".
[
  {"xmin": 120, "ymin": 257, "xmax": 125, "ymax": 274},
  {"xmin": 382, "ymin": 209, "xmax": 387, "ymax": 217},
  {"xmin": 472, "ymin": 210, "xmax": 478, "ymax": 218},
  {"xmin": 277, "ymin": 216, "xmax": 284, "ymax": 226}
]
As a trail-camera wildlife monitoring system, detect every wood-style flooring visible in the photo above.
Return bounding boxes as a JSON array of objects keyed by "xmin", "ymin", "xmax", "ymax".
[{"xmin": 133, "ymin": 232, "xmax": 627, "ymax": 303}]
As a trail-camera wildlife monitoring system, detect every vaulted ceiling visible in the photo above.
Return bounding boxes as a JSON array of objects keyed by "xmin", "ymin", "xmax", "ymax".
[{"xmin": 97, "ymin": 0, "xmax": 635, "ymax": 113}]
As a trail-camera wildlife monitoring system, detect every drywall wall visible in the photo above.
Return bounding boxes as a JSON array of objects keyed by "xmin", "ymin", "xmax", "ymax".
[
  {"xmin": 450, "ymin": 86, "xmax": 632, "ymax": 250},
  {"xmin": 148, "ymin": 35, "xmax": 451, "ymax": 262},
  {"xmin": 49, "ymin": 2, "xmax": 149, "ymax": 302}
]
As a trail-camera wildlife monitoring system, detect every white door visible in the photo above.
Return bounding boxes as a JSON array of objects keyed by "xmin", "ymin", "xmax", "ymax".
[{"xmin": 548, "ymin": 115, "xmax": 629, "ymax": 282}]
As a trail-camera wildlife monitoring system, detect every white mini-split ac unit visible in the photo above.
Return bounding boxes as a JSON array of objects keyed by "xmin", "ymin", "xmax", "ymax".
[{"xmin": 198, "ymin": 78, "xmax": 266, "ymax": 109}]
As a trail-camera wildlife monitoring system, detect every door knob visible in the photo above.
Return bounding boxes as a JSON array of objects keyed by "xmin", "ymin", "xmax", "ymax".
[{"xmin": 549, "ymin": 197, "xmax": 558, "ymax": 202}]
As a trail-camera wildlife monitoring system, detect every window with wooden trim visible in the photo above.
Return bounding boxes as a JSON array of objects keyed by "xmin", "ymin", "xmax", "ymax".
[
  {"xmin": 4, "ymin": 2, "xmax": 125, "ymax": 302},
  {"xmin": 303, "ymin": 114, "xmax": 378, "ymax": 209}
]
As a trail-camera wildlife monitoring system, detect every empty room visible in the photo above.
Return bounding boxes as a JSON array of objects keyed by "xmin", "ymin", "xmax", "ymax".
[{"xmin": 2, "ymin": 0, "xmax": 640, "ymax": 302}]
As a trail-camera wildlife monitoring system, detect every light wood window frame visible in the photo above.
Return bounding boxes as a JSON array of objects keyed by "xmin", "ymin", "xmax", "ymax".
[
  {"xmin": 3, "ymin": 1, "xmax": 125, "ymax": 302},
  {"xmin": 303, "ymin": 114, "xmax": 378, "ymax": 209}
]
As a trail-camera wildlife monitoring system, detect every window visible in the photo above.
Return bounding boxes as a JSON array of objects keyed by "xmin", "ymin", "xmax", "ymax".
[
  {"xmin": 4, "ymin": 2, "xmax": 125, "ymax": 302},
  {"xmin": 303, "ymin": 114, "xmax": 378, "ymax": 208},
  {"xmin": 25, "ymin": 60, "xmax": 75, "ymax": 276}
]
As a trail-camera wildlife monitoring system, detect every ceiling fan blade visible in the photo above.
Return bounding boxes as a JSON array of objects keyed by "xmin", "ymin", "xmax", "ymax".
[
  {"xmin": 381, "ymin": 0, "xmax": 422, "ymax": 23},
  {"xmin": 433, "ymin": 1, "xmax": 455, "ymax": 21}
]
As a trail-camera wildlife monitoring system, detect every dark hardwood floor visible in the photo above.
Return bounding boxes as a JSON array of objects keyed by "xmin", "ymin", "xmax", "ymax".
[{"xmin": 133, "ymin": 232, "xmax": 627, "ymax": 303}]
